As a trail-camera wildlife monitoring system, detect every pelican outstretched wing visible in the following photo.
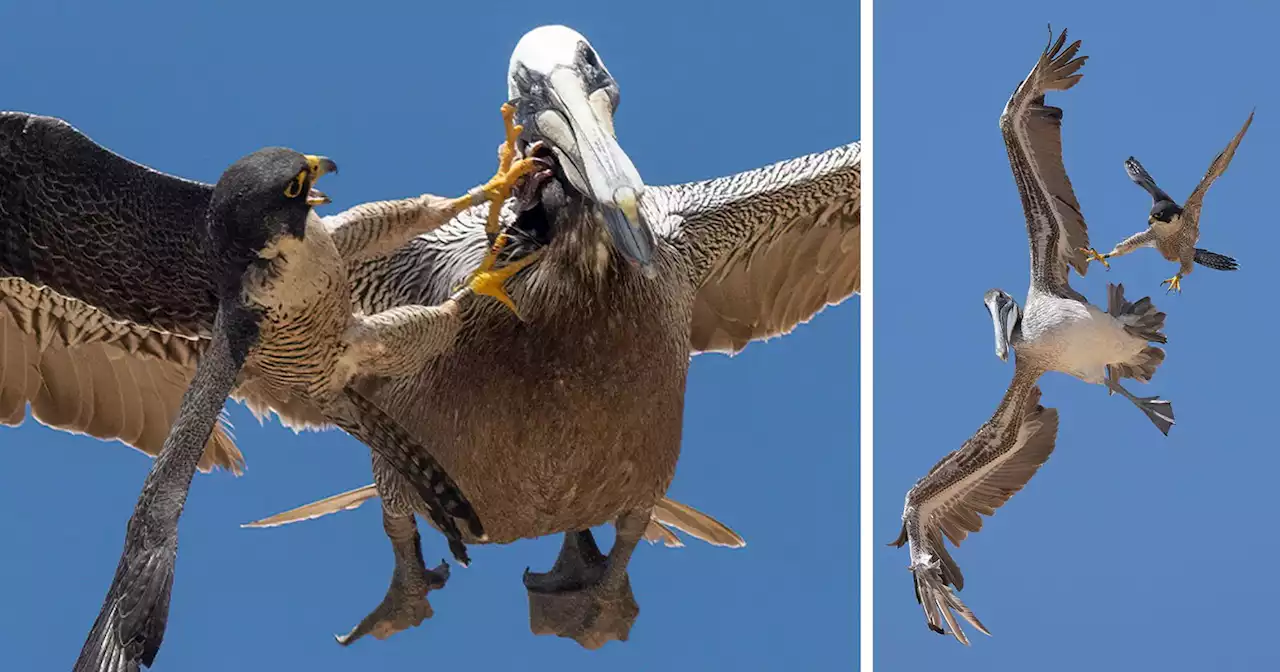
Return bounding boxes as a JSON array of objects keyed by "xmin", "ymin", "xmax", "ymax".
[
  {"xmin": 649, "ymin": 142, "xmax": 860, "ymax": 354},
  {"xmin": 999, "ymin": 28, "xmax": 1089, "ymax": 296},
  {"xmin": 891, "ymin": 376, "xmax": 1057, "ymax": 645}
]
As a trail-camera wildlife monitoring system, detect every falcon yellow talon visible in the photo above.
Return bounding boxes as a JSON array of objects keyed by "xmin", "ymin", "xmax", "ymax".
[
  {"xmin": 469, "ymin": 269, "xmax": 521, "ymax": 316},
  {"xmin": 467, "ymin": 250, "xmax": 544, "ymax": 320},
  {"xmin": 1160, "ymin": 275, "xmax": 1182, "ymax": 294},
  {"xmin": 1079, "ymin": 247, "xmax": 1110, "ymax": 270},
  {"xmin": 481, "ymin": 158, "xmax": 538, "ymax": 200},
  {"xmin": 479, "ymin": 103, "xmax": 534, "ymax": 236}
]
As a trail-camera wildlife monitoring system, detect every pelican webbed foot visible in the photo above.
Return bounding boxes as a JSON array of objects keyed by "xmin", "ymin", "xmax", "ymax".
[
  {"xmin": 1106, "ymin": 376, "xmax": 1175, "ymax": 436},
  {"xmin": 336, "ymin": 512, "xmax": 450, "ymax": 646},
  {"xmin": 1159, "ymin": 274, "xmax": 1182, "ymax": 294},
  {"xmin": 524, "ymin": 513, "xmax": 648, "ymax": 650},
  {"xmin": 1079, "ymin": 247, "xmax": 1111, "ymax": 270}
]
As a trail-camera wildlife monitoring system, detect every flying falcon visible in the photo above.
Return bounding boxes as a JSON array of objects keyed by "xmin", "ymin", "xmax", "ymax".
[
  {"xmin": 0, "ymin": 112, "xmax": 536, "ymax": 670},
  {"xmin": 893, "ymin": 27, "xmax": 1174, "ymax": 645},
  {"xmin": 1081, "ymin": 110, "xmax": 1253, "ymax": 293}
]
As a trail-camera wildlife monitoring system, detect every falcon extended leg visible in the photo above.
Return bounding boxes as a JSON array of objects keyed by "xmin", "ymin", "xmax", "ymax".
[
  {"xmin": 336, "ymin": 507, "xmax": 450, "ymax": 646},
  {"xmin": 1160, "ymin": 260, "xmax": 1194, "ymax": 295},
  {"xmin": 344, "ymin": 289, "xmax": 469, "ymax": 379},
  {"xmin": 524, "ymin": 509, "xmax": 648, "ymax": 649},
  {"xmin": 465, "ymin": 102, "xmax": 545, "ymax": 317},
  {"xmin": 1080, "ymin": 229, "xmax": 1156, "ymax": 271}
]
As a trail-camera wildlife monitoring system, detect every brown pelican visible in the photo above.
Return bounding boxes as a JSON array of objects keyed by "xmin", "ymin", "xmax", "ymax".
[
  {"xmin": 0, "ymin": 113, "xmax": 533, "ymax": 670},
  {"xmin": 1081, "ymin": 111, "xmax": 1253, "ymax": 292},
  {"xmin": 892, "ymin": 27, "xmax": 1173, "ymax": 645},
  {"xmin": 317, "ymin": 23, "xmax": 860, "ymax": 648}
]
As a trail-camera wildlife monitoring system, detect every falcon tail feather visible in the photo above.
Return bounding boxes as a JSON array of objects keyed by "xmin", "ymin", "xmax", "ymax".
[{"xmin": 1193, "ymin": 248, "xmax": 1239, "ymax": 271}]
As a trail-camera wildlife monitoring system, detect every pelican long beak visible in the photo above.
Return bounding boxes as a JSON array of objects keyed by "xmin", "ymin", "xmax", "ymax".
[
  {"xmin": 983, "ymin": 291, "xmax": 1017, "ymax": 362},
  {"xmin": 304, "ymin": 155, "xmax": 338, "ymax": 206},
  {"xmin": 535, "ymin": 68, "xmax": 656, "ymax": 269}
]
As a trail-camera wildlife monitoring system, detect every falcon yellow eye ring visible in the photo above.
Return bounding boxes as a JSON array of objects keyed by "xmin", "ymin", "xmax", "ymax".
[{"xmin": 283, "ymin": 170, "xmax": 307, "ymax": 198}]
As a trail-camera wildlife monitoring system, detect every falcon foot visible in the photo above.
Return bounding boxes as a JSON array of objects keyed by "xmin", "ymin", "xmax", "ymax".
[
  {"xmin": 524, "ymin": 530, "xmax": 640, "ymax": 650},
  {"xmin": 479, "ymin": 102, "xmax": 539, "ymax": 236},
  {"xmin": 468, "ymin": 248, "xmax": 543, "ymax": 319},
  {"xmin": 1079, "ymin": 247, "xmax": 1111, "ymax": 270},
  {"xmin": 1159, "ymin": 274, "xmax": 1182, "ymax": 294}
]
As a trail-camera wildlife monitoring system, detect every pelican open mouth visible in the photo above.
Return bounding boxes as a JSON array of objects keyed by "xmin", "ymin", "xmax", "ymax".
[{"xmin": 514, "ymin": 143, "xmax": 558, "ymax": 212}]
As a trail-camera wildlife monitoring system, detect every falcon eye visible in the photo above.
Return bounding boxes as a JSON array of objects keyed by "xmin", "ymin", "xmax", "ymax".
[{"xmin": 283, "ymin": 170, "xmax": 307, "ymax": 198}]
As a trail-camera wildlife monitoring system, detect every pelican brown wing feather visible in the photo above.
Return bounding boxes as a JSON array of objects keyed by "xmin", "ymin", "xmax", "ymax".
[
  {"xmin": 999, "ymin": 27, "xmax": 1089, "ymax": 294},
  {"xmin": 651, "ymin": 142, "xmax": 860, "ymax": 355}
]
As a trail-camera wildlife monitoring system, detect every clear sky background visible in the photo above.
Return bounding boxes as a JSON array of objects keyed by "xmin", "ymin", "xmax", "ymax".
[
  {"xmin": 876, "ymin": 3, "xmax": 1273, "ymax": 669},
  {"xmin": 0, "ymin": 2, "xmax": 856, "ymax": 670}
]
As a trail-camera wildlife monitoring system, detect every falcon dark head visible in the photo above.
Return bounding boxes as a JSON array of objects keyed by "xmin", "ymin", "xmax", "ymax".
[
  {"xmin": 207, "ymin": 147, "xmax": 337, "ymax": 281},
  {"xmin": 1149, "ymin": 199, "xmax": 1183, "ymax": 224}
]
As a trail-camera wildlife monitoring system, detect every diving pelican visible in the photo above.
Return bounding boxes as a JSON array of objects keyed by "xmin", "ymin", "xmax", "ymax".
[
  {"xmin": 1081, "ymin": 111, "xmax": 1252, "ymax": 293},
  {"xmin": 892, "ymin": 27, "xmax": 1173, "ymax": 644}
]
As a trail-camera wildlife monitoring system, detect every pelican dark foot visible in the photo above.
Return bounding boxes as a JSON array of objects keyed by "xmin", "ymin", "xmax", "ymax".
[
  {"xmin": 337, "ymin": 512, "xmax": 450, "ymax": 646},
  {"xmin": 525, "ymin": 512, "xmax": 649, "ymax": 650},
  {"xmin": 1107, "ymin": 377, "xmax": 1175, "ymax": 436},
  {"xmin": 1079, "ymin": 247, "xmax": 1111, "ymax": 270},
  {"xmin": 526, "ymin": 573, "xmax": 639, "ymax": 650},
  {"xmin": 1160, "ymin": 274, "xmax": 1182, "ymax": 294},
  {"xmin": 524, "ymin": 530, "xmax": 639, "ymax": 649}
]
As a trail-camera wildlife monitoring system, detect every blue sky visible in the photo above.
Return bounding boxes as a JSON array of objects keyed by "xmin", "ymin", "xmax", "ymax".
[
  {"xmin": 876, "ymin": 3, "xmax": 1273, "ymax": 669},
  {"xmin": 0, "ymin": 1, "xmax": 856, "ymax": 670}
]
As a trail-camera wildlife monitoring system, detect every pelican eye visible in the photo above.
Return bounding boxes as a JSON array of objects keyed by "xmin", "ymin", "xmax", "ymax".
[{"xmin": 283, "ymin": 170, "xmax": 307, "ymax": 199}]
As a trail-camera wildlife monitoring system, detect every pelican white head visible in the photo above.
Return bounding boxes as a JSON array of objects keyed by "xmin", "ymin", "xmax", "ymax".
[{"xmin": 507, "ymin": 25, "xmax": 655, "ymax": 270}]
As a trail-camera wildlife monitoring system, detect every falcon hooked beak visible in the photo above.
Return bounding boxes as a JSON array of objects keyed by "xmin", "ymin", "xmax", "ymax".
[{"xmin": 304, "ymin": 154, "xmax": 338, "ymax": 206}]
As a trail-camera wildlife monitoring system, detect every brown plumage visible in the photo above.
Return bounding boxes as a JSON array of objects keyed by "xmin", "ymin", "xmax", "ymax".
[{"xmin": 315, "ymin": 25, "xmax": 860, "ymax": 649}]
